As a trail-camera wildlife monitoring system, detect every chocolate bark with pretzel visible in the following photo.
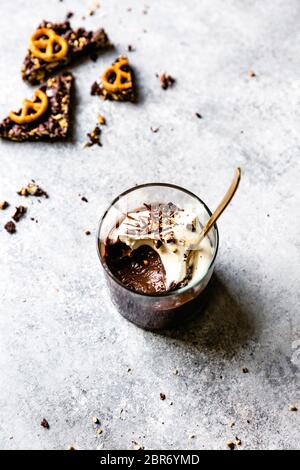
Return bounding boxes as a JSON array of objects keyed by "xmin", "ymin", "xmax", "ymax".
[
  {"xmin": 91, "ymin": 56, "xmax": 136, "ymax": 102},
  {"xmin": 0, "ymin": 72, "xmax": 73, "ymax": 142},
  {"xmin": 22, "ymin": 20, "xmax": 110, "ymax": 85}
]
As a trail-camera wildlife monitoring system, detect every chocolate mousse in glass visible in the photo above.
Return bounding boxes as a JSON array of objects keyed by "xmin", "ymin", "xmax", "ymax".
[{"xmin": 97, "ymin": 183, "xmax": 219, "ymax": 330}]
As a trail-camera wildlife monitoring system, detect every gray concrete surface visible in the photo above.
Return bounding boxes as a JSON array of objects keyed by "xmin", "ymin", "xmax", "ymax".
[{"xmin": 0, "ymin": 0, "xmax": 299, "ymax": 450}]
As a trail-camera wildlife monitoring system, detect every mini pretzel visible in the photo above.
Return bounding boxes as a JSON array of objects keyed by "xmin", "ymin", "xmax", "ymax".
[
  {"xmin": 9, "ymin": 90, "xmax": 48, "ymax": 124},
  {"xmin": 29, "ymin": 28, "xmax": 69, "ymax": 62},
  {"xmin": 102, "ymin": 57, "xmax": 132, "ymax": 92}
]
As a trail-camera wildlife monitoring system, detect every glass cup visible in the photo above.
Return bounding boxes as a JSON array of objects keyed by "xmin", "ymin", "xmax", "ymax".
[{"xmin": 97, "ymin": 183, "xmax": 219, "ymax": 330}]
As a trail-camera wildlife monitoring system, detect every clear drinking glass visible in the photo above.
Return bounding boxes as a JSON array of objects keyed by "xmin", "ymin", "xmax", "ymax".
[{"xmin": 97, "ymin": 183, "xmax": 219, "ymax": 330}]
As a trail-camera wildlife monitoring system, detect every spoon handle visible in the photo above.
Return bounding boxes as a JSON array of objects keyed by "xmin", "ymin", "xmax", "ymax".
[{"xmin": 198, "ymin": 167, "xmax": 241, "ymax": 244}]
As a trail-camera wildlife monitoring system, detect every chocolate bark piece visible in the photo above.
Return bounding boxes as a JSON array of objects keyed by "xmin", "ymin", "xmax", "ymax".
[
  {"xmin": 22, "ymin": 20, "xmax": 110, "ymax": 85},
  {"xmin": 91, "ymin": 56, "xmax": 136, "ymax": 102},
  {"xmin": 0, "ymin": 72, "xmax": 73, "ymax": 142}
]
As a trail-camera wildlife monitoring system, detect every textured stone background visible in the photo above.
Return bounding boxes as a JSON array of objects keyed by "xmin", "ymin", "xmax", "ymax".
[{"xmin": 0, "ymin": 0, "xmax": 299, "ymax": 450}]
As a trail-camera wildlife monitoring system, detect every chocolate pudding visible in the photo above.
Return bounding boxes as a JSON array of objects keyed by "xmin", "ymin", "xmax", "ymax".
[
  {"xmin": 102, "ymin": 202, "xmax": 214, "ymax": 295},
  {"xmin": 98, "ymin": 184, "xmax": 218, "ymax": 330},
  {"xmin": 105, "ymin": 242, "xmax": 167, "ymax": 294}
]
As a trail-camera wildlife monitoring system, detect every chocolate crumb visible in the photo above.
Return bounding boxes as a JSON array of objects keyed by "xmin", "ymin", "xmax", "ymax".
[
  {"xmin": 41, "ymin": 418, "xmax": 50, "ymax": 429},
  {"xmin": 236, "ymin": 437, "xmax": 242, "ymax": 446},
  {"xmin": 97, "ymin": 114, "xmax": 106, "ymax": 126},
  {"xmin": 159, "ymin": 73, "xmax": 175, "ymax": 90},
  {"xmin": 92, "ymin": 416, "xmax": 99, "ymax": 424},
  {"xmin": 4, "ymin": 221, "xmax": 16, "ymax": 234},
  {"xmin": 127, "ymin": 45, "xmax": 135, "ymax": 52},
  {"xmin": 289, "ymin": 404, "xmax": 298, "ymax": 412},
  {"xmin": 0, "ymin": 201, "xmax": 9, "ymax": 210},
  {"xmin": 84, "ymin": 126, "xmax": 102, "ymax": 147},
  {"xmin": 91, "ymin": 81, "xmax": 102, "ymax": 96},
  {"xmin": 66, "ymin": 11, "xmax": 74, "ymax": 19},
  {"xmin": 12, "ymin": 206, "xmax": 27, "ymax": 223},
  {"xmin": 195, "ymin": 112, "xmax": 203, "ymax": 119},
  {"xmin": 242, "ymin": 367, "xmax": 249, "ymax": 374},
  {"xmin": 85, "ymin": 230, "xmax": 91, "ymax": 236},
  {"xmin": 87, "ymin": 0, "xmax": 101, "ymax": 16},
  {"xmin": 81, "ymin": 196, "xmax": 88, "ymax": 203},
  {"xmin": 248, "ymin": 70, "xmax": 256, "ymax": 78},
  {"xmin": 150, "ymin": 127, "xmax": 159, "ymax": 133},
  {"xmin": 160, "ymin": 392, "xmax": 166, "ymax": 401},
  {"xmin": 18, "ymin": 182, "xmax": 48, "ymax": 198},
  {"xmin": 67, "ymin": 445, "xmax": 76, "ymax": 451},
  {"xmin": 132, "ymin": 441, "xmax": 144, "ymax": 451},
  {"xmin": 226, "ymin": 440, "xmax": 235, "ymax": 450}
]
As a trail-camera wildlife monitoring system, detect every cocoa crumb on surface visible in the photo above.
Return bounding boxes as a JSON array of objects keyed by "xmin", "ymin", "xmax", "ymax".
[
  {"xmin": 226, "ymin": 440, "xmax": 235, "ymax": 450},
  {"xmin": 85, "ymin": 230, "xmax": 91, "ymax": 236},
  {"xmin": 97, "ymin": 114, "xmax": 106, "ymax": 126},
  {"xmin": 81, "ymin": 196, "xmax": 88, "ymax": 203},
  {"xmin": 87, "ymin": 0, "xmax": 101, "ymax": 17},
  {"xmin": 289, "ymin": 404, "xmax": 298, "ymax": 412},
  {"xmin": 195, "ymin": 112, "xmax": 203, "ymax": 119},
  {"xmin": 91, "ymin": 81, "xmax": 102, "ymax": 96},
  {"xmin": 0, "ymin": 201, "xmax": 9, "ymax": 210},
  {"xmin": 66, "ymin": 11, "xmax": 74, "ymax": 19},
  {"xmin": 41, "ymin": 418, "xmax": 50, "ymax": 429},
  {"xmin": 12, "ymin": 206, "xmax": 27, "ymax": 222},
  {"xmin": 132, "ymin": 440, "xmax": 144, "ymax": 450},
  {"xmin": 150, "ymin": 127, "xmax": 159, "ymax": 133},
  {"xmin": 236, "ymin": 437, "xmax": 242, "ymax": 446},
  {"xmin": 248, "ymin": 70, "xmax": 256, "ymax": 77},
  {"xmin": 18, "ymin": 182, "xmax": 48, "ymax": 198},
  {"xmin": 83, "ymin": 126, "xmax": 102, "ymax": 147},
  {"xmin": 159, "ymin": 73, "xmax": 175, "ymax": 90},
  {"xmin": 4, "ymin": 221, "xmax": 16, "ymax": 234},
  {"xmin": 127, "ymin": 45, "xmax": 135, "ymax": 52},
  {"xmin": 242, "ymin": 367, "xmax": 249, "ymax": 374},
  {"xmin": 160, "ymin": 392, "xmax": 166, "ymax": 401}
]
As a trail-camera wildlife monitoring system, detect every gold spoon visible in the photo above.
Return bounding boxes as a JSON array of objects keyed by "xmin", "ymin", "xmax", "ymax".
[{"xmin": 197, "ymin": 167, "xmax": 241, "ymax": 244}]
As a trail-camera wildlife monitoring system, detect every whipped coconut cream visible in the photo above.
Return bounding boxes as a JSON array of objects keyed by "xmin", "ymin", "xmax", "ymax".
[{"xmin": 108, "ymin": 203, "xmax": 214, "ymax": 290}]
